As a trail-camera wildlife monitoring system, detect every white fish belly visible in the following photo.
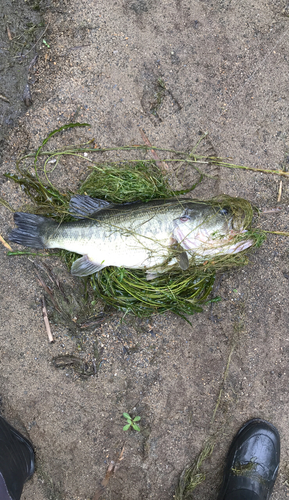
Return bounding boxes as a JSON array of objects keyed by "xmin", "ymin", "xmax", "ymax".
[
  {"xmin": 49, "ymin": 228, "xmax": 172, "ymax": 270},
  {"xmin": 88, "ymin": 231, "xmax": 172, "ymax": 269}
]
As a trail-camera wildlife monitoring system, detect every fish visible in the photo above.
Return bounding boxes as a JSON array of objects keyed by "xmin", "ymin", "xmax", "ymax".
[{"xmin": 9, "ymin": 195, "xmax": 253, "ymax": 278}]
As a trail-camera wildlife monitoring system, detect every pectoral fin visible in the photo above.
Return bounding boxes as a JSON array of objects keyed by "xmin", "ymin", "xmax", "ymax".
[
  {"xmin": 171, "ymin": 240, "xmax": 190, "ymax": 270},
  {"xmin": 177, "ymin": 251, "xmax": 189, "ymax": 270},
  {"xmin": 71, "ymin": 255, "xmax": 105, "ymax": 277}
]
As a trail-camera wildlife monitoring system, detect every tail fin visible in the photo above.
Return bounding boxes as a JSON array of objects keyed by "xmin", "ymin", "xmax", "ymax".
[{"xmin": 9, "ymin": 212, "xmax": 54, "ymax": 249}]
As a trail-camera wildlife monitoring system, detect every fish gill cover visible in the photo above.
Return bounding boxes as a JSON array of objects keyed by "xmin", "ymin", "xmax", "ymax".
[{"xmin": 3, "ymin": 123, "xmax": 265, "ymax": 319}]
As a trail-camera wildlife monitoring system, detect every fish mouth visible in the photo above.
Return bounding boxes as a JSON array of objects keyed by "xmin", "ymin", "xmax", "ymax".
[
  {"xmin": 201, "ymin": 237, "xmax": 253, "ymax": 257},
  {"xmin": 173, "ymin": 225, "xmax": 253, "ymax": 256}
]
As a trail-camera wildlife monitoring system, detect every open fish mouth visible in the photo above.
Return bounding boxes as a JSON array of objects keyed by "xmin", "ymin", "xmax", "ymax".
[
  {"xmin": 196, "ymin": 237, "xmax": 254, "ymax": 258},
  {"xmin": 173, "ymin": 224, "xmax": 254, "ymax": 258}
]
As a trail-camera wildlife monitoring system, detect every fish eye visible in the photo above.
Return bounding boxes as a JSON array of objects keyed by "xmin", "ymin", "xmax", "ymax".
[{"xmin": 219, "ymin": 208, "xmax": 229, "ymax": 215}]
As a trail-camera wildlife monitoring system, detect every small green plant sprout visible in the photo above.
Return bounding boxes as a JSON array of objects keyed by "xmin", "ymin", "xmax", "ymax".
[{"xmin": 123, "ymin": 413, "xmax": 141, "ymax": 432}]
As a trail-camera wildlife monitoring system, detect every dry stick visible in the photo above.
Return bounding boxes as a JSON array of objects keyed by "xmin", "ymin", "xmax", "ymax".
[
  {"xmin": 0, "ymin": 234, "xmax": 12, "ymax": 251},
  {"xmin": 277, "ymin": 181, "xmax": 282, "ymax": 203},
  {"xmin": 6, "ymin": 25, "xmax": 12, "ymax": 40},
  {"xmin": 264, "ymin": 230, "xmax": 289, "ymax": 236},
  {"xmin": 214, "ymin": 161, "xmax": 289, "ymax": 178},
  {"xmin": 93, "ymin": 446, "xmax": 125, "ymax": 500},
  {"xmin": 261, "ymin": 208, "xmax": 281, "ymax": 214},
  {"xmin": 0, "ymin": 94, "xmax": 9, "ymax": 103},
  {"xmin": 34, "ymin": 268, "xmax": 61, "ymax": 312},
  {"xmin": 41, "ymin": 296, "xmax": 54, "ymax": 343}
]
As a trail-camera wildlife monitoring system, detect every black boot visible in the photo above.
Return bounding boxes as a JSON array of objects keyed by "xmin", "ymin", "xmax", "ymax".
[
  {"xmin": 218, "ymin": 418, "xmax": 280, "ymax": 500},
  {"xmin": 0, "ymin": 416, "xmax": 35, "ymax": 500}
]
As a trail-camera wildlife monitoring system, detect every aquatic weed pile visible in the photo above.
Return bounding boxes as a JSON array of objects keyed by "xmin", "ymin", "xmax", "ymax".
[
  {"xmin": 91, "ymin": 269, "xmax": 217, "ymax": 317},
  {"xmin": 3, "ymin": 123, "xmax": 265, "ymax": 318}
]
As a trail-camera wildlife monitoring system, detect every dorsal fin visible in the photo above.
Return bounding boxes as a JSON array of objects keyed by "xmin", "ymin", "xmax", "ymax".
[{"xmin": 69, "ymin": 195, "xmax": 113, "ymax": 218}]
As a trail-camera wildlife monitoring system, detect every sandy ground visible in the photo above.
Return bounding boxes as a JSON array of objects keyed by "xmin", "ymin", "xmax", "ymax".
[{"xmin": 1, "ymin": 0, "xmax": 289, "ymax": 499}]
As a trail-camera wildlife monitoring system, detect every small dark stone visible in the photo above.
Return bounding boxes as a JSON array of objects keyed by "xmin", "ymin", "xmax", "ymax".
[{"xmin": 23, "ymin": 84, "xmax": 32, "ymax": 106}]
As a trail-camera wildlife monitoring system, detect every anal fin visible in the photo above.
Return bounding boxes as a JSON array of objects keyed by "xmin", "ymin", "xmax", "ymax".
[{"xmin": 71, "ymin": 255, "xmax": 105, "ymax": 277}]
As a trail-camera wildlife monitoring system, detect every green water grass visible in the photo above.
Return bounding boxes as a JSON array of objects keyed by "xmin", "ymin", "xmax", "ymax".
[
  {"xmin": 79, "ymin": 161, "xmax": 174, "ymax": 202},
  {"xmin": 90, "ymin": 268, "xmax": 216, "ymax": 318}
]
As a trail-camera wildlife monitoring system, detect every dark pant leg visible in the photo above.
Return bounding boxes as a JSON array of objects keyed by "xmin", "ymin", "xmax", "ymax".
[
  {"xmin": 226, "ymin": 490, "xmax": 260, "ymax": 500},
  {"xmin": 0, "ymin": 473, "xmax": 12, "ymax": 500}
]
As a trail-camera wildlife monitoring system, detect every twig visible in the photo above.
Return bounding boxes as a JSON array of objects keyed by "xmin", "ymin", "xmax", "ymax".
[
  {"xmin": 264, "ymin": 230, "xmax": 289, "ymax": 236},
  {"xmin": 261, "ymin": 208, "xmax": 281, "ymax": 214},
  {"xmin": 41, "ymin": 296, "xmax": 54, "ymax": 343},
  {"xmin": 93, "ymin": 446, "xmax": 125, "ymax": 500},
  {"xmin": 215, "ymin": 160, "xmax": 289, "ymax": 178},
  {"xmin": 34, "ymin": 268, "xmax": 61, "ymax": 312},
  {"xmin": 0, "ymin": 234, "xmax": 12, "ymax": 251},
  {"xmin": 6, "ymin": 25, "xmax": 12, "ymax": 40},
  {"xmin": 277, "ymin": 181, "xmax": 282, "ymax": 203},
  {"xmin": 0, "ymin": 94, "xmax": 9, "ymax": 103}
]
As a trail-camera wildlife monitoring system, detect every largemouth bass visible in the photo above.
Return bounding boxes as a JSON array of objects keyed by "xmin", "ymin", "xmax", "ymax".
[{"xmin": 9, "ymin": 195, "xmax": 253, "ymax": 278}]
